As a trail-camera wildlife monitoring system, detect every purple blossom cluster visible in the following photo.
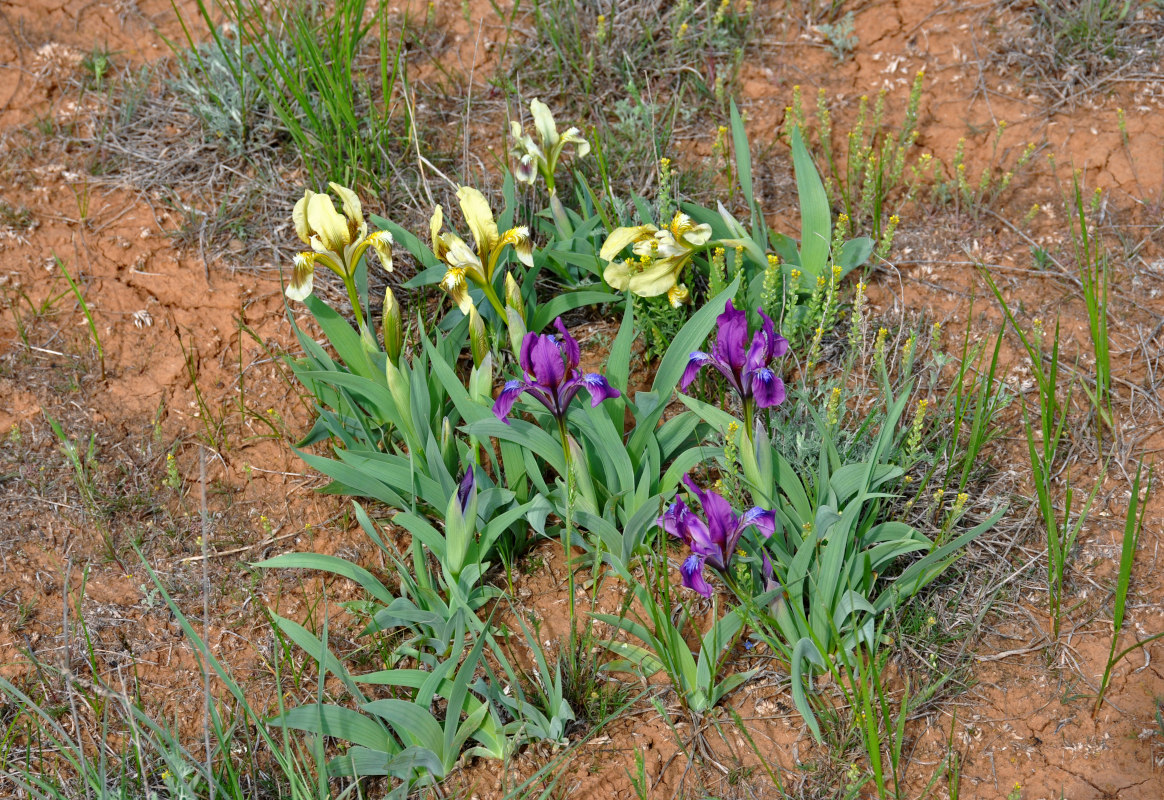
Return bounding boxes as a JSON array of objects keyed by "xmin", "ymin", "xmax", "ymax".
[
  {"xmin": 659, "ymin": 475, "xmax": 776, "ymax": 598},
  {"xmin": 680, "ymin": 301, "xmax": 788, "ymax": 411},
  {"xmin": 493, "ymin": 318, "xmax": 620, "ymax": 424}
]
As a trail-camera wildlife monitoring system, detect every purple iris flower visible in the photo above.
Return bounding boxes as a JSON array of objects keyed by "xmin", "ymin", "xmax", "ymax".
[
  {"xmin": 679, "ymin": 301, "xmax": 788, "ymax": 409},
  {"xmin": 493, "ymin": 318, "xmax": 620, "ymax": 423},
  {"xmin": 658, "ymin": 474, "xmax": 776, "ymax": 598}
]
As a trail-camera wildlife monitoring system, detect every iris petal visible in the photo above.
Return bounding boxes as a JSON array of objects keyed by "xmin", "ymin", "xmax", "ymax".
[
  {"xmin": 527, "ymin": 333, "xmax": 567, "ymax": 389},
  {"xmin": 739, "ymin": 506, "xmax": 777, "ymax": 539},
  {"xmin": 493, "ymin": 380, "xmax": 530, "ymax": 422},
  {"xmin": 751, "ymin": 369, "xmax": 786, "ymax": 409},
  {"xmin": 579, "ymin": 373, "xmax": 620, "ymax": 406},
  {"xmin": 680, "ymin": 555, "xmax": 715, "ymax": 598},
  {"xmin": 554, "ymin": 318, "xmax": 581, "ymax": 372},
  {"xmin": 711, "ymin": 301, "xmax": 749, "ymax": 372},
  {"xmin": 456, "ymin": 468, "xmax": 476, "ymax": 515},
  {"xmin": 659, "ymin": 495, "xmax": 715, "ymax": 556},
  {"xmin": 759, "ymin": 310, "xmax": 789, "ymax": 359},
  {"xmin": 680, "ymin": 351, "xmax": 714, "ymax": 390},
  {"xmin": 681, "ymin": 474, "xmax": 737, "ymax": 567}
]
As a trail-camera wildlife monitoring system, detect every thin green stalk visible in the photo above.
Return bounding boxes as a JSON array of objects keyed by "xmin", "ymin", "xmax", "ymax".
[
  {"xmin": 1094, "ymin": 460, "xmax": 1153, "ymax": 714},
  {"xmin": 1070, "ymin": 173, "xmax": 1112, "ymax": 449},
  {"xmin": 556, "ymin": 416, "xmax": 578, "ymax": 660},
  {"xmin": 55, "ymin": 256, "xmax": 105, "ymax": 381}
]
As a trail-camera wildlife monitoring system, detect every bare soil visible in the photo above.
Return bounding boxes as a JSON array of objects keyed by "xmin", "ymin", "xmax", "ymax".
[{"xmin": 1, "ymin": 0, "xmax": 1163, "ymax": 798}]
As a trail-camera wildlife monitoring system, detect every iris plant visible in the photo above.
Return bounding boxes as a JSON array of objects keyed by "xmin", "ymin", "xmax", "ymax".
[
  {"xmin": 494, "ymin": 318, "xmax": 619, "ymax": 640},
  {"xmin": 288, "ymin": 183, "xmax": 394, "ymax": 337},
  {"xmin": 659, "ymin": 475, "xmax": 776, "ymax": 598},
  {"xmin": 493, "ymin": 318, "xmax": 620, "ymax": 437},
  {"xmin": 433, "ymin": 187, "xmax": 533, "ymax": 320},
  {"xmin": 680, "ymin": 301, "xmax": 788, "ymax": 438},
  {"xmin": 601, "ymin": 212, "xmax": 712, "ymax": 301},
  {"xmin": 509, "ymin": 99, "xmax": 590, "ymax": 193}
]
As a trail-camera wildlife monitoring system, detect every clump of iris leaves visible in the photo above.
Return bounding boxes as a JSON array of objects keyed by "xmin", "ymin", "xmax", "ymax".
[{"xmin": 257, "ymin": 101, "xmax": 1006, "ymax": 797}]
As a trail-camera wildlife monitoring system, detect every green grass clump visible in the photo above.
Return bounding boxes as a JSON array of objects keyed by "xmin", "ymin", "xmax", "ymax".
[{"xmin": 176, "ymin": 0, "xmax": 405, "ymax": 189}]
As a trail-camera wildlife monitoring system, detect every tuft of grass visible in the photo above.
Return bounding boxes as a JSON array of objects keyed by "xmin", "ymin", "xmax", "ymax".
[
  {"xmin": 0, "ymin": 200, "xmax": 35, "ymax": 232},
  {"xmin": 1094, "ymin": 460, "xmax": 1155, "ymax": 714},
  {"xmin": 1033, "ymin": 0, "xmax": 1147, "ymax": 73},
  {"xmin": 175, "ymin": 0, "xmax": 407, "ymax": 190},
  {"xmin": 999, "ymin": 0, "xmax": 1164, "ymax": 100},
  {"xmin": 982, "ymin": 268, "xmax": 1103, "ymax": 641},
  {"xmin": 1065, "ymin": 173, "xmax": 1113, "ymax": 448},
  {"xmin": 0, "ymin": 556, "xmax": 334, "ymax": 800}
]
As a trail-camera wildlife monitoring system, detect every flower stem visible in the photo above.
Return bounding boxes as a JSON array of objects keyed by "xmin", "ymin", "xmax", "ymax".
[
  {"xmin": 557, "ymin": 416, "xmax": 578, "ymax": 652},
  {"xmin": 742, "ymin": 397, "xmax": 756, "ymax": 444},
  {"xmin": 481, "ymin": 281, "xmax": 507, "ymax": 321},
  {"xmin": 342, "ymin": 276, "xmax": 369, "ymax": 340}
]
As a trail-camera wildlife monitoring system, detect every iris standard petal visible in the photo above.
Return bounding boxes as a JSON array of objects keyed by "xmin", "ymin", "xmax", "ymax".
[
  {"xmin": 430, "ymin": 205, "xmax": 447, "ymax": 260},
  {"xmin": 307, "ymin": 193, "xmax": 352, "ymax": 254},
  {"xmin": 328, "ymin": 182, "xmax": 364, "ymax": 232},
  {"xmin": 530, "ymin": 98, "xmax": 559, "ymax": 148},
  {"xmin": 758, "ymin": 309, "xmax": 789, "ymax": 359},
  {"xmin": 750, "ymin": 369, "xmax": 786, "ymax": 409},
  {"xmin": 745, "ymin": 311, "xmax": 789, "ymax": 373},
  {"xmin": 701, "ymin": 491, "xmax": 739, "ymax": 559},
  {"xmin": 292, "ymin": 190, "xmax": 314, "ymax": 244},
  {"xmin": 518, "ymin": 330, "xmax": 538, "ymax": 377},
  {"xmin": 456, "ymin": 186, "xmax": 500, "ymax": 257},
  {"xmin": 553, "ymin": 318, "xmax": 580, "ymax": 372},
  {"xmin": 445, "ymin": 238, "xmax": 484, "ymax": 279},
  {"xmin": 493, "ymin": 380, "xmax": 531, "ymax": 422},
  {"xmin": 711, "ymin": 301, "xmax": 750, "ymax": 372},
  {"xmin": 527, "ymin": 332, "xmax": 568, "ymax": 389},
  {"xmin": 681, "ymin": 475, "xmax": 737, "ymax": 556},
  {"xmin": 680, "ymin": 555, "xmax": 715, "ymax": 598}
]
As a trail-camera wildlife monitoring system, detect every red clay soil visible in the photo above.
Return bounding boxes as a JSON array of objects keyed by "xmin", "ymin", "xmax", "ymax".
[{"xmin": 1, "ymin": 1, "xmax": 1162, "ymax": 798}]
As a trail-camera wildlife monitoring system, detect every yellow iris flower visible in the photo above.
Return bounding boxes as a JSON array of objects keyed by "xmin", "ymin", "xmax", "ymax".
[
  {"xmin": 286, "ymin": 183, "xmax": 393, "ymax": 304},
  {"xmin": 509, "ymin": 99, "xmax": 590, "ymax": 192},
  {"xmin": 600, "ymin": 212, "xmax": 713, "ymax": 297},
  {"xmin": 432, "ymin": 186, "xmax": 533, "ymax": 316}
]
